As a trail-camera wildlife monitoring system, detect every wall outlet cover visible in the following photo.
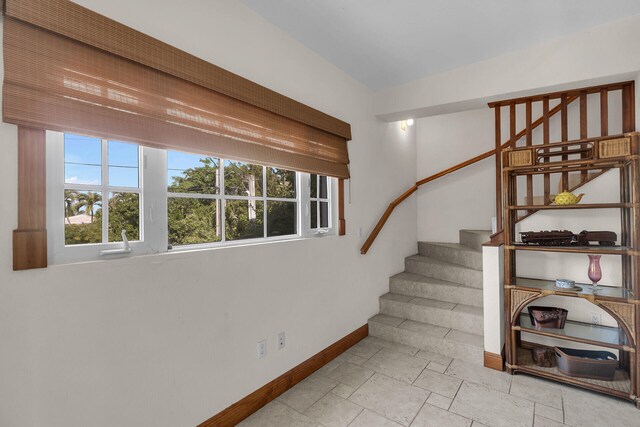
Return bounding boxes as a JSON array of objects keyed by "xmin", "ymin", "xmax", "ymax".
[
  {"xmin": 277, "ymin": 332, "xmax": 285, "ymax": 350},
  {"xmin": 590, "ymin": 312, "xmax": 602, "ymax": 326},
  {"xmin": 258, "ymin": 340, "xmax": 267, "ymax": 359}
]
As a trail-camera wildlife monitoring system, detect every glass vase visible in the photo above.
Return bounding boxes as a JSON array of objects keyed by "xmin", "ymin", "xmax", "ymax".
[{"xmin": 587, "ymin": 254, "xmax": 602, "ymax": 293}]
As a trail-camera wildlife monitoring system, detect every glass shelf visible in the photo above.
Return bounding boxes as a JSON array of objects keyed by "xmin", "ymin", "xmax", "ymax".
[
  {"xmin": 509, "ymin": 244, "xmax": 632, "ymax": 255},
  {"xmin": 513, "ymin": 277, "xmax": 633, "ymax": 301},
  {"xmin": 518, "ymin": 313, "xmax": 625, "ymax": 349},
  {"xmin": 507, "ymin": 203, "xmax": 634, "ymax": 210}
]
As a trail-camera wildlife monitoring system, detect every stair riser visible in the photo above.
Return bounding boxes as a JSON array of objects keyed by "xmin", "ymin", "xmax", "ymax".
[
  {"xmin": 418, "ymin": 243, "xmax": 482, "ymax": 270},
  {"xmin": 389, "ymin": 278, "xmax": 483, "ymax": 308},
  {"xmin": 405, "ymin": 259, "xmax": 483, "ymax": 289},
  {"xmin": 379, "ymin": 299, "xmax": 484, "ymax": 336},
  {"xmin": 368, "ymin": 321, "xmax": 483, "ymax": 366},
  {"xmin": 459, "ymin": 230, "xmax": 491, "ymax": 251}
]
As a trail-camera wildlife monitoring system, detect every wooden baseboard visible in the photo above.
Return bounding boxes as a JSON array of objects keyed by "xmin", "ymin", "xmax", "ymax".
[
  {"xmin": 198, "ymin": 324, "xmax": 369, "ymax": 427},
  {"xmin": 484, "ymin": 348, "xmax": 504, "ymax": 371}
]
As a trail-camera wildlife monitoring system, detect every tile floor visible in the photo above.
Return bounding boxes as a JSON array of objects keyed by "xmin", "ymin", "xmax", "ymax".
[{"xmin": 239, "ymin": 337, "xmax": 640, "ymax": 427}]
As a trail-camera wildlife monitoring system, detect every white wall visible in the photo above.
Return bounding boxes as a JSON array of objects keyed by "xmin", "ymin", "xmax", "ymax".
[
  {"xmin": 416, "ymin": 109, "xmax": 495, "ymax": 242},
  {"xmin": 0, "ymin": 2, "xmax": 417, "ymax": 426},
  {"xmin": 374, "ymin": 14, "xmax": 640, "ymax": 121}
]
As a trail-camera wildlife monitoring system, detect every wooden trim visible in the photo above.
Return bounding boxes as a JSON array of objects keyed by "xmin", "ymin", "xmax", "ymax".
[
  {"xmin": 338, "ymin": 179, "xmax": 346, "ymax": 236},
  {"xmin": 483, "ymin": 230, "xmax": 505, "ymax": 247},
  {"xmin": 600, "ymin": 88, "xmax": 609, "ymax": 137},
  {"xmin": 13, "ymin": 126, "xmax": 47, "ymax": 270},
  {"xmin": 488, "ymin": 80, "xmax": 634, "ymax": 107},
  {"xmin": 198, "ymin": 324, "xmax": 368, "ymax": 427},
  {"xmin": 484, "ymin": 349, "xmax": 505, "ymax": 371}
]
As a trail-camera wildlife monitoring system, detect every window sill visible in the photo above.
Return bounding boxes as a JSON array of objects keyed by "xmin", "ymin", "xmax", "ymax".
[{"xmin": 47, "ymin": 231, "xmax": 339, "ymax": 268}]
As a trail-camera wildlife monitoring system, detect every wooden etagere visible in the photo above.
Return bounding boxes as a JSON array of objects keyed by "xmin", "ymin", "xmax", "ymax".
[{"xmin": 502, "ymin": 132, "xmax": 640, "ymax": 407}]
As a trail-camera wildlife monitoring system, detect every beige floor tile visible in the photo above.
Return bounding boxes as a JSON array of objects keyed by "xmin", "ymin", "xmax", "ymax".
[
  {"xmin": 327, "ymin": 362, "xmax": 375, "ymax": 388},
  {"xmin": 411, "ymin": 403, "xmax": 472, "ymax": 427},
  {"xmin": 534, "ymin": 415, "xmax": 565, "ymax": 427},
  {"xmin": 415, "ymin": 349, "xmax": 453, "ymax": 366},
  {"xmin": 348, "ymin": 354, "xmax": 369, "ymax": 365},
  {"xmin": 413, "ymin": 369, "xmax": 462, "ymax": 398},
  {"xmin": 347, "ymin": 340, "xmax": 383, "ymax": 358},
  {"xmin": 238, "ymin": 400, "xmax": 319, "ymax": 427},
  {"xmin": 426, "ymin": 361, "xmax": 448, "ymax": 373},
  {"xmin": 349, "ymin": 373, "xmax": 430, "ymax": 426},
  {"xmin": 425, "ymin": 392, "xmax": 453, "ymax": 410},
  {"xmin": 349, "ymin": 409, "xmax": 403, "ymax": 427},
  {"xmin": 562, "ymin": 386, "xmax": 640, "ymax": 427},
  {"xmin": 304, "ymin": 393, "xmax": 363, "ymax": 427},
  {"xmin": 510, "ymin": 373, "xmax": 563, "ymax": 409},
  {"xmin": 363, "ymin": 348, "xmax": 428, "ymax": 383},
  {"xmin": 315, "ymin": 353, "xmax": 350, "ymax": 376},
  {"xmin": 331, "ymin": 383, "xmax": 356, "ymax": 399},
  {"xmin": 534, "ymin": 403, "xmax": 563, "ymax": 423},
  {"xmin": 445, "ymin": 359, "xmax": 511, "ymax": 393},
  {"xmin": 277, "ymin": 374, "xmax": 337, "ymax": 412},
  {"xmin": 449, "ymin": 381, "xmax": 534, "ymax": 427}
]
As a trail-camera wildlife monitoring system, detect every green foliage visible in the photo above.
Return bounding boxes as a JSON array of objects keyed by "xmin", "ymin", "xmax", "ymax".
[
  {"xmin": 64, "ymin": 158, "xmax": 298, "ymax": 247},
  {"xmin": 108, "ymin": 192, "xmax": 140, "ymax": 241}
]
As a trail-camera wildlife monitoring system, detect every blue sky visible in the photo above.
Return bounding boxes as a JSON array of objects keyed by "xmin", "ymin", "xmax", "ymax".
[
  {"xmin": 65, "ymin": 133, "xmax": 139, "ymax": 188},
  {"xmin": 65, "ymin": 133, "xmax": 255, "ymax": 189}
]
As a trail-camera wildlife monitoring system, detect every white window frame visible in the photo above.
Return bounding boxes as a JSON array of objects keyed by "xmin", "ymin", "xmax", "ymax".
[{"xmin": 46, "ymin": 131, "xmax": 337, "ymax": 263}]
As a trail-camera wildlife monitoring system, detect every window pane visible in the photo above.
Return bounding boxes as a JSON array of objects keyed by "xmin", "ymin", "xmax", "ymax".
[
  {"xmin": 310, "ymin": 200, "xmax": 317, "ymax": 229},
  {"xmin": 310, "ymin": 174, "xmax": 317, "ymax": 198},
  {"xmin": 319, "ymin": 176, "xmax": 328, "ymax": 199},
  {"xmin": 168, "ymin": 198, "xmax": 222, "ymax": 246},
  {"xmin": 64, "ymin": 133, "xmax": 101, "ymax": 185},
  {"xmin": 267, "ymin": 201, "xmax": 296, "ymax": 237},
  {"xmin": 168, "ymin": 151, "xmax": 220, "ymax": 194},
  {"xmin": 108, "ymin": 192, "xmax": 140, "ymax": 242},
  {"xmin": 108, "ymin": 141, "xmax": 139, "ymax": 187},
  {"xmin": 225, "ymin": 160, "xmax": 263, "ymax": 197},
  {"xmin": 64, "ymin": 190, "xmax": 102, "ymax": 245},
  {"xmin": 320, "ymin": 201, "xmax": 329, "ymax": 228},
  {"xmin": 267, "ymin": 167, "xmax": 296, "ymax": 198},
  {"xmin": 225, "ymin": 199, "xmax": 264, "ymax": 241}
]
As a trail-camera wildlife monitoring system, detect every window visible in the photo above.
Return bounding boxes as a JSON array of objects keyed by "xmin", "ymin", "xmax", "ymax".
[
  {"xmin": 47, "ymin": 132, "xmax": 336, "ymax": 263},
  {"xmin": 309, "ymin": 174, "xmax": 331, "ymax": 230}
]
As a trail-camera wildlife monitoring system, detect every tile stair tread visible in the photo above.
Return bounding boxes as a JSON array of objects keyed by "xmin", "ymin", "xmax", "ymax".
[
  {"xmin": 405, "ymin": 254, "xmax": 481, "ymax": 275},
  {"xmin": 368, "ymin": 315, "xmax": 483, "ymax": 349},
  {"xmin": 391, "ymin": 272, "xmax": 476, "ymax": 290},
  {"xmin": 418, "ymin": 241, "xmax": 481, "ymax": 254},
  {"xmin": 381, "ymin": 293, "xmax": 482, "ymax": 316},
  {"xmin": 444, "ymin": 329, "xmax": 485, "ymax": 348}
]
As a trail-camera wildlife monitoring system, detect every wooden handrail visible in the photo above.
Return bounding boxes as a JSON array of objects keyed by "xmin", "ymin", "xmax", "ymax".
[{"xmin": 360, "ymin": 95, "xmax": 578, "ymax": 255}]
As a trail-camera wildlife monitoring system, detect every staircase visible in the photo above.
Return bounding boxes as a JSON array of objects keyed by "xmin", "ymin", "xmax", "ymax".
[{"xmin": 368, "ymin": 229, "xmax": 490, "ymax": 366}]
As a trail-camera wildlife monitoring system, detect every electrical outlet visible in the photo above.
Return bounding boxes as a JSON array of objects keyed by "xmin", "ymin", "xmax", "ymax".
[
  {"xmin": 257, "ymin": 340, "xmax": 267, "ymax": 359},
  {"xmin": 277, "ymin": 332, "xmax": 286, "ymax": 350},
  {"xmin": 590, "ymin": 312, "xmax": 602, "ymax": 326}
]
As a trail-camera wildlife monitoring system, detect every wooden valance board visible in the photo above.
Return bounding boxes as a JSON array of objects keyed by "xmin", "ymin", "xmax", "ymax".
[
  {"xmin": 4, "ymin": 0, "xmax": 351, "ymax": 270},
  {"xmin": 3, "ymin": 0, "xmax": 352, "ymax": 178}
]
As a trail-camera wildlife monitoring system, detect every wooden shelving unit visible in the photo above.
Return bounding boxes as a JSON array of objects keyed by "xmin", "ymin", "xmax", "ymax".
[{"xmin": 503, "ymin": 132, "xmax": 640, "ymax": 407}]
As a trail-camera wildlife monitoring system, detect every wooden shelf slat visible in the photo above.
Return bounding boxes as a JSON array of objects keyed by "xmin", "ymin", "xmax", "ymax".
[{"xmin": 514, "ymin": 348, "xmax": 631, "ymax": 399}]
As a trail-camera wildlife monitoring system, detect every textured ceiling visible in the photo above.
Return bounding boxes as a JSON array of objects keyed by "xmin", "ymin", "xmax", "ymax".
[{"xmin": 240, "ymin": 0, "xmax": 640, "ymax": 90}]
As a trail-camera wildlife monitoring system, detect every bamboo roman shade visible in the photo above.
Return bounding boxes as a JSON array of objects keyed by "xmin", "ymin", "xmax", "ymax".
[{"xmin": 2, "ymin": 0, "xmax": 351, "ymax": 178}]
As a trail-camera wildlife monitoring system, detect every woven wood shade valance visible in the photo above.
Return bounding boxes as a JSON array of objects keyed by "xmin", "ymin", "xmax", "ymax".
[{"xmin": 2, "ymin": 0, "xmax": 351, "ymax": 178}]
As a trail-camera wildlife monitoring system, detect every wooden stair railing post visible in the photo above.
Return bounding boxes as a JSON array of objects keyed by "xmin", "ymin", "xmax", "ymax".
[{"xmin": 494, "ymin": 106, "xmax": 502, "ymax": 231}]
